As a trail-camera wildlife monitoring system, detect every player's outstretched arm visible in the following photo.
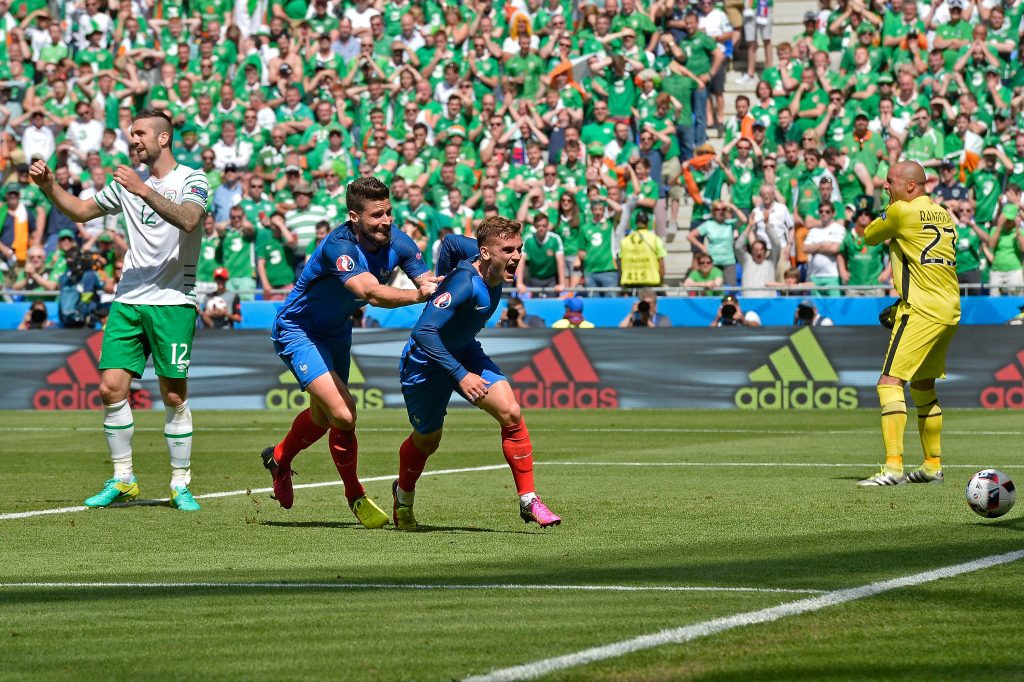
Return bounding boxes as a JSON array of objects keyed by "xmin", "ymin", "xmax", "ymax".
[
  {"xmin": 113, "ymin": 165, "xmax": 206, "ymax": 233},
  {"xmin": 29, "ymin": 161, "xmax": 104, "ymax": 223},
  {"xmin": 344, "ymin": 272, "xmax": 435, "ymax": 308}
]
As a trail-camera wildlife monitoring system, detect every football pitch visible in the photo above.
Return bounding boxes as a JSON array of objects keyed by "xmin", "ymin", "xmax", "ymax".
[{"xmin": 2, "ymin": 408, "xmax": 1022, "ymax": 681}]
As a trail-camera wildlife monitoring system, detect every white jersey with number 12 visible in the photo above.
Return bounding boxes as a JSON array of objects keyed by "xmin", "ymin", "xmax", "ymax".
[{"xmin": 93, "ymin": 164, "xmax": 208, "ymax": 306}]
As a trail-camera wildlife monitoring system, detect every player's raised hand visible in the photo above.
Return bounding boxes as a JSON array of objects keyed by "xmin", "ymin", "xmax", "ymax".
[
  {"xmin": 113, "ymin": 165, "xmax": 149, "ymax": 197},
  {"xmin": 459, "ymin": 373, "xmax": 488, "ymax": 403},
  {"xmin": 28, "ymin": 160, "xmax": 53, "ymax": 192}
]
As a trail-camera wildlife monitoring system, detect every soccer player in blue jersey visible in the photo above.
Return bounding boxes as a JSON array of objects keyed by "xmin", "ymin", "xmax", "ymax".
[
  {"xmin": 391, "ymin": 217, "xmax": 562, "ymax": 530},
  {"xmin": 260, "ymin": 177, "xmax": 436, "ymax": 527}
]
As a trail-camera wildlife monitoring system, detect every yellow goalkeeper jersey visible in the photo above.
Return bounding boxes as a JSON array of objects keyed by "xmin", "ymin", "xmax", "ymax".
[{"xmin": 865, "ymin": 195, "xmax": 961, "ymax": 325}]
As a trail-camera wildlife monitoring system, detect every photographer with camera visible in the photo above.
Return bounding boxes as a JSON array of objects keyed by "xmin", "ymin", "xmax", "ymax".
[
  {"xmin": 794, "ymin": 298, "xmax": 833, "ymax": 327},
  {"xmin": 619, "ymin": 288, "xmax": 672, "ymax": 328},
  {"xmin": 56, "ymin": 245, "xmax": 104, "ymax": 328},
  {"xmin": 18, "ymin": 300, "xmax": 55, "ymax": 330},
  {"xmin": 711, "ymin": 293, "xmax": 751, "ymax": 327},
  {"xmin": 497, "ymin": 296, "xmax": 545, "ymax": 329}
]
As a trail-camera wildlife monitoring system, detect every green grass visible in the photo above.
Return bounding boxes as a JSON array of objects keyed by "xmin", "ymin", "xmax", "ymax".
[{"xmin": 1, "ymin": 409, "xmax": 1022, "ymax": 681}]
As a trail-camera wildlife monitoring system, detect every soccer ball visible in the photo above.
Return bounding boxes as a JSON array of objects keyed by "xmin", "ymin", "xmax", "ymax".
[
  {"xmin": 965, "ymin": 469, "xmax": 1016, "ymax": 518},
  {"xmin": 206, "ymin": 296, "xmax": 228, "ymax": 315}
]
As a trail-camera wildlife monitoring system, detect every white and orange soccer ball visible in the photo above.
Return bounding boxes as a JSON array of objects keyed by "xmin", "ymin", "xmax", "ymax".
[{"xmin": 965, "ymin": 469, "xmax": 1016, "ymax": 518}]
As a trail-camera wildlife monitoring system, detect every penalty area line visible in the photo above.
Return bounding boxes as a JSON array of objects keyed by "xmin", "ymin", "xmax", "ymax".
[
  {"xmin": 3, "ymin": 460, "xmax": 1021, "ymax": 521},
  {"xmin": 0, "ymin": 582, "xmax": 826, "ymax": 595},
  {"xmin": 461, "ymin": 548, "xmax": 1024, "ymax": 682},
  {"xmin": 0, "ymin": 464, "xmax": 507, "ymax": 521}
]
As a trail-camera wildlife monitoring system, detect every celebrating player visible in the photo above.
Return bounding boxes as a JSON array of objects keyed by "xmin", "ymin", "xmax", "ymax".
[
  {"xmin": 30, "ymin": 110, "xmax": 209, "ymax": 511},
  {"xmin": 392, "ymin": 217, "xmax": 561, "ymax": 530},
  {"xmin": 261, "ymin": 177, "xmax": 436, "ymax": 527},
  {"xmin": 859, "ymin": 161, "xmax": 960, "ymax": 486}
]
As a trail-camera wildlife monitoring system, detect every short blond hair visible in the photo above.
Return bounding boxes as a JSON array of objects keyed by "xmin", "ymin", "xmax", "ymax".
[{"xmin": 476, "ymin": 216, "xmax": 522, "ymax": 246}]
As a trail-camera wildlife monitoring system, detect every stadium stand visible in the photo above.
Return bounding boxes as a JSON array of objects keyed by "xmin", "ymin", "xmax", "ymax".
[{"xmin": 1, "ymin": 0, "xmax": 1023, "ymax": 327}]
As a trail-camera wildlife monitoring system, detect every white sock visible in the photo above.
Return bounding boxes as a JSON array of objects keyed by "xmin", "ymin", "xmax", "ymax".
[
  {"xmin": 103, "ymin": 399, "xmax": 134, "ymax": 482},
  {"xmin": 520, "ymin": 492, "xmax": 538, "ymax": 507},
  {"xmin": 165, "ymin": 401, "xmax": 193, "ymax": 489},
  {"xmin": 396, "ymin": 485, "xmax": 415, "ymax": 507}
]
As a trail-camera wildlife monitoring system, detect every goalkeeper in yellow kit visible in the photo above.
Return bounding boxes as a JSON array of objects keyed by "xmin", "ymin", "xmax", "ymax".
[{"xmin": 858, "ymin": 161, "xmax": 961, "ymax": 486}]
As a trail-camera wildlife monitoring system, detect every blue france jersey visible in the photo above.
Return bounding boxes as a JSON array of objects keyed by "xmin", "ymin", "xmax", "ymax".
[
  {"xmin": 274, "ymin": 223, "xmax": 428, "ymax": 337},
  {"xmin": 405, "ymin": 260, "xmax": 501, "ymax": 381},
  {"xmin": 435, "ymin": 234, "xmax": 479, "ymax": 277}
]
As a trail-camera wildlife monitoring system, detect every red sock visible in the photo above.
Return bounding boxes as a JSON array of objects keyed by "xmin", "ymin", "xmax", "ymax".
[
  {"xmin": 398, "ymin": 435, "xmax": 429, "ymax": 492},
  {"xmin": 501, "ymin": 419, "xmax": 535, "ymax": 496},
  {"xmin": 274, "ymin": 408, "xmax": 328, "ymax": 469},
  {"xmin": 329, "ymin": 428, "xmax": 364, "ymax": 503}
]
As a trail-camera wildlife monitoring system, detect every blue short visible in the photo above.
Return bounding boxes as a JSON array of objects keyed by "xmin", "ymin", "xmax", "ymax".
[
  {"xmin": 400, "ymin": 342, "xmax": 506, "ymax": 434},
  {"xmin": 272, "ymin": 325, "xmax": 352, "ymax": 390}
]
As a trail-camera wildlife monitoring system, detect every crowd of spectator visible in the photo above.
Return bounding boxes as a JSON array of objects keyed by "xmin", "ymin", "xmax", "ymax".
[
  {"xmin": 2, "ymin": 0, "xmax": 1024, "ymax": 333},
  {"xmin": 684, "ymin": 0, "xmax": 1024, "ymax": 298}
]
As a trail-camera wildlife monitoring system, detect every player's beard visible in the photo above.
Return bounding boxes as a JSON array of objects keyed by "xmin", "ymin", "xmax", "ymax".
[
  {"xmin": 137, "ymin": 142, "xmax": 162, "ymax": 167},
  {"xmin": 359, "ymin": 221, "xmax": 391, "ymax": 249}
]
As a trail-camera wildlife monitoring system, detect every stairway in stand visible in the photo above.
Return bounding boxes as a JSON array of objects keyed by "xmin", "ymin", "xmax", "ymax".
[{"xmin": 663, "ymin": 0, "xmax": 806, "ymax": 286}]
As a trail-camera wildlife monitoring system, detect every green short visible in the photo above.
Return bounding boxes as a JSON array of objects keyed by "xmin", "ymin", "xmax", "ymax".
[{"xmin": 99, "ymin": 302, "xmax": 198, "ymax": 379}]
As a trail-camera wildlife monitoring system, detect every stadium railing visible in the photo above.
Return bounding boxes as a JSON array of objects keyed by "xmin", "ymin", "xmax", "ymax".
[{"xmin": 3, "ymin": 291, "xmax": 1022, "ymax": 330}]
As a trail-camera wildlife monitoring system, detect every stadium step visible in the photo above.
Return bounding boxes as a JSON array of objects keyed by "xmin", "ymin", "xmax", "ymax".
[{"xmin": 667, "ymin": 0, "xmax": 805, "ymax": 279}]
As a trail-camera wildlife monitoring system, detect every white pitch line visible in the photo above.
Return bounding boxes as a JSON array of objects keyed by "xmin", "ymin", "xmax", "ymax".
[
  {"xmin": 3, "ymin": 460, "xmax": 1021, "ymax": 521},
  {"xmin": 0, "ymin": 464, "xmax": 507, "ymax": 521},
  {"xmin": 0, "ymin": 582, "xmax": 825, "ymax": 595},
  {"xmin": 463, "ymin": 548, "xmax": 1024, "ymax": 682},
  {"xmin": 543, "ymin": 461, "xmax": 1021, "ymax": 470}
]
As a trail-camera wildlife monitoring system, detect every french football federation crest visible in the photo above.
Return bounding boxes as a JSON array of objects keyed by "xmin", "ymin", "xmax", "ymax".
[
  {"xmin": 336, "ymin": 254, "xmax": 355, "ymax": 272},
  {"xmin": 434, "ymin": 292, "xmax": 452, "ymax": 309}
]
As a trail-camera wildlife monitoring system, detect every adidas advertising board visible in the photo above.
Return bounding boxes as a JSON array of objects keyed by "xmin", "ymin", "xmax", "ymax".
[
  {"xmin": 1, "ymin": 328, "xmax": 1022, "ymax": 410},
  {"xmin": 734, "ymin": 328, "xmax": 859, "ymax": 409}
]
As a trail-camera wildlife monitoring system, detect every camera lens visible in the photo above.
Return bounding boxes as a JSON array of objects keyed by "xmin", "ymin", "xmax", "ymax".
[{"xmin": 637, "ymin": 300, "xmax": 651, "ymax": 313}]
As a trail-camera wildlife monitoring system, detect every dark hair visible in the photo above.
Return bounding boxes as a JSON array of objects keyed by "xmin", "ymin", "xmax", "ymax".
[
  {"xmin": 559, "ymin": 191, "xmax": 580, "ymax": 229},
  {"xmin": 476, "ymin": 216, "xmax": 522, "ymax": 246},
  {"xmin": 346, "ymin": 176, "xmax": 390, "ymax": 214},
  {"xmin": 133, "ymin": 109, "xmax": 173, "ymax": 135}
]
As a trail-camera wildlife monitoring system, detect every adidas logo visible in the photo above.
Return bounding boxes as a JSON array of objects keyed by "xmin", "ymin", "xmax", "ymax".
[
  {"xmin": 734, "ymin": 328, "xmax": 859, "ymax": 409},
  {"xmin": 265, "ymin": 358, "xmax": 383, "ymax": 410},
  {"xmin": 33, "ymin": 332, "xmax": 153, "ymax": 410},
  {"xmin": 980, "ymin": 350, "xmax": 1024, "ymax": 409},
  {"xmin": 510, "ymin": 331, "xmax": 619, "ymax": 409}
]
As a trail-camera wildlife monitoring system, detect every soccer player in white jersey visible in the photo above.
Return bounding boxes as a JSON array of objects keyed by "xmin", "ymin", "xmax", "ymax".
[{"xmin": 30, "ymin": 110, "xmax": 209, "ymax": 511}]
